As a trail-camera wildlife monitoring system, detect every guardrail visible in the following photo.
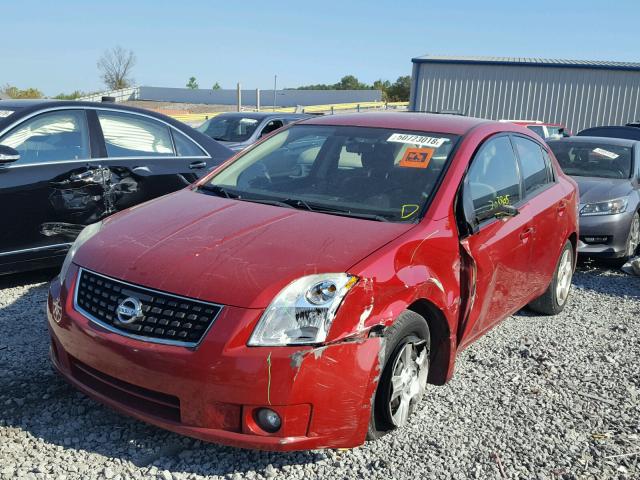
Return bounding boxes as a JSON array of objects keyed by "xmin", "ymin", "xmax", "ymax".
[{"xmin": 169, "ymin": 101, "xmax": 409, "ymax": 124}]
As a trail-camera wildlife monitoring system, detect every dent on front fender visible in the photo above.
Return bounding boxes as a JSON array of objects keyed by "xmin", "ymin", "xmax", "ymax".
[{"xmin": 285, "ymin": 335, "xmax": 385, "ymax": 447}]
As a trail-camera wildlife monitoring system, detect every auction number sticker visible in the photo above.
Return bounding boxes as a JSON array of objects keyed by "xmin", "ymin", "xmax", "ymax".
[
  {"xmin": 387, "ymin": 133, "xmax": 447, "ymax": 148},
  {"xmin": 399, "ymin": 147, "xmax": 434, "ymax": 169},
  {"xmin": 593, "ymin": 148, "xmax": 619, "ymax": 159}
]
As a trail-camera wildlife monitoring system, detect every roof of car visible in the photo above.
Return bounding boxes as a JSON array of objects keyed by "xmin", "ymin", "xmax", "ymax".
[
  {"xmin": 299, "ymin": 112, "xmax": 490, "ymax": 135},
  {"xmin": 547, "ymin": 136, "xmax": 639, "ymax": 147},
  {"xmin": 212, "ymin": 112, "xmax": 309, "ymax": 120}
]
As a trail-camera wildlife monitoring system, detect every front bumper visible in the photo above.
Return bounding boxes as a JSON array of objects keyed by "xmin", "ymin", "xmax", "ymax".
[
  {"xmin": 577, "ymin": 212, "xmax": 633, "ymax": 258},
  {"xmin": 47, "ymin": 267, "xmax": 383, "ymax": 451}
]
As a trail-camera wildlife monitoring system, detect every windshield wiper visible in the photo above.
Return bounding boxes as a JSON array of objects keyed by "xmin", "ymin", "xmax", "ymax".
[
  {"xmin": 198, "ymin": 184, "xmax": 239, "ymax": 199},
  {"xmin": 280, "ymin": 198, "xmax": 390, "ymax": 222}
]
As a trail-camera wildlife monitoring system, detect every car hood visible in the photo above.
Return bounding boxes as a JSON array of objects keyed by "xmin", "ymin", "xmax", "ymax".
[
  {"xmin": 74, "ymin": 189, "xmax": 412, "ymax": 309},
  {"xmin": 573, "ymin": 177, "xmax": 633, "ymax": 204}
]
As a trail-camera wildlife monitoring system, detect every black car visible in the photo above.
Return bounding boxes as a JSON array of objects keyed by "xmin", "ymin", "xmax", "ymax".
[
  {"xmin": 578, "ymin": 123, "xmax": 640, "ymax": 141},
  {"xmin": 0, "ymin": 100, "xmax": 233, "ymax": 275}
]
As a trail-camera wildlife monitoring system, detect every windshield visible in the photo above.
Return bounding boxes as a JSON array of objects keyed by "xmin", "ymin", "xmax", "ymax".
[
  {"xmin": 549, "ymin": 142, "xmax": 633, "ymax": 179},
  {"xmin": 197, "ymin": 116, "xmax": 260, "ymax": 142},
  {"xmin": 202, "ymin": 124, "xmax": 459, "ymax": 223}
]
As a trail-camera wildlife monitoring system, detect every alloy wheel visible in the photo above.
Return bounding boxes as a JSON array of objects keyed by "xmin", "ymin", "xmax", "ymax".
[
  {"xmin": 387, "ymin": 341, "xmax": 429, "ymax": 427},
  {"xmin": 555, "ymin": 248, "xmax": 573, "ymax": 306},
  {"xmin": 626, "ymin": 215, "xmax": 640, "ymax": 257}
]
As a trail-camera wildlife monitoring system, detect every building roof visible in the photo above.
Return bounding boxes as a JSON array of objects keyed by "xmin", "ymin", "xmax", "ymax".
[{"xmin": 412, "ymin": 55, "xmax": 640, "ymax": 72}]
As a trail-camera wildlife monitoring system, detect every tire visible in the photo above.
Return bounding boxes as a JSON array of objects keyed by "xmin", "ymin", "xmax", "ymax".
[
  {"xmin": 607, "ymin": 212, "xmax": 640, "ymax": 268},
  {"xmin": 367, "ymin": 310, "xmax": 430, "ymax": 440},
  {"xmin": 528, "ymin": 240, "xmax": 574, "ymax": 315}
]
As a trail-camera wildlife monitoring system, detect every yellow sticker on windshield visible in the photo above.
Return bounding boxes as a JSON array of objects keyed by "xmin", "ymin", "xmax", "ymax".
[
  {"xmin": 399, "ymin": 148, "xmax": 434, "ymax": 169},
  {"xmin": 401, "ymin": 204, "xmax": 420, "ymax": 219}
]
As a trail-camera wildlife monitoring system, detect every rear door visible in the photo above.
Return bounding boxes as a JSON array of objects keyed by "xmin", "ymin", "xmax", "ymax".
[
  {"xmin": 512, "ymin": 135, "xmax": 567, "ymax": 293},
  {"xmin": 458, "ymin": 134, "xmax": 535, "ymax": 348},
  {"xmin": 92, "ymin": 109, "xmax": 212, "ymax": 208},
  {"xmin": 0, "ymin": 108, "xmax": 92, "ymax": 260}
]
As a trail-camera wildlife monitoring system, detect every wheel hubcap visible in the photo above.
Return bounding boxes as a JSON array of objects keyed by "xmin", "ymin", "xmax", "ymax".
[
  {"xmin": 388, "ymin": 342, "xmax": 429, "ymax": 427},
  {"xmin": 555, "ymin": 249, "xmax": 573, "ymax": 306},
  {"xmin": 626, "ymin": 216, "xmax": 640, "ymax": 257}
]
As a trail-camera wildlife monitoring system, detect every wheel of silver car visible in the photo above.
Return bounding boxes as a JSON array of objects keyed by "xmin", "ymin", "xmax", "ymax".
[
  {"xmin": 367, "ymin": 311, "xmax": 430, "ymax": 440},
  {"xmin": 625, "ymin": 213, "xmax": 640, "ymax": 258},
  {"xmin": 555, "ymin": 247, "xmax": 573, "ymax": 307},
  {"xmin": 387, "ymin": 340, "xmax": 429, "ymax": 427}
]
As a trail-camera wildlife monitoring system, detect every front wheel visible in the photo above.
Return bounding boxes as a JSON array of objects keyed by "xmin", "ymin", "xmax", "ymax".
[
  {"xmin": 528, "ymin": 240, "xmax": 574, "ymax": 315},
  {"xmin": 367, "ymin": 311, "xmax": 430, "ymax": 440}
]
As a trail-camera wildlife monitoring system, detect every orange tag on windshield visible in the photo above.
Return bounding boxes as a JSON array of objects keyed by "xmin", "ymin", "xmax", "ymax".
[{"xmin": 399, "ymin": 147, "xmax": 434, "ymax": 169}]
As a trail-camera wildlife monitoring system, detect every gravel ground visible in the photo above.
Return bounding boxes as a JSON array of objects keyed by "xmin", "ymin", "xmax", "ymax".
[{"xmin": 0, "ymin": 264, "xmax": 638, "ymax": 480}]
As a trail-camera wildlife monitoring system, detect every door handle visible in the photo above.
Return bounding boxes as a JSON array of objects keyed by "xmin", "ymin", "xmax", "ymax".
[
  {"xmin": 557, "ymin": 201, "xmax": 567, "ymax": 215},
  {"xmin": 519, "ymin": 226, "xmax": 535, "ymax": 241},
  {"xmin": 189, "ymin": 161, "xmax": 207, "ymax": 169}
]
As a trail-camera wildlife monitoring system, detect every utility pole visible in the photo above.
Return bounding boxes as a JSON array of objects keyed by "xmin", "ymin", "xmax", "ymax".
[
  {"xmin": 237, "ymin": 82, "xmax": 242, "ymax": 112},
  {"xmin": 256, "ymin": 88, "xmax": 260, "ymax": 111},
  {"xmin": 273, "ymin": 75, "xmax": 277, "ymax": 111}
]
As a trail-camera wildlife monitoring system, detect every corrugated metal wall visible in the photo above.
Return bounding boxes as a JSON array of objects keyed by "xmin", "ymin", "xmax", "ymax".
[{"xmin": 410, "ymin": 62, "xmax": 640, "ymax": 133}]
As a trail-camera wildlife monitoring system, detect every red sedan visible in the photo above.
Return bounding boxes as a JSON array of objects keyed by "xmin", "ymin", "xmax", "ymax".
[{"xmin": 47, "ymin": 113, "xmax": 578, "ymax": 451}]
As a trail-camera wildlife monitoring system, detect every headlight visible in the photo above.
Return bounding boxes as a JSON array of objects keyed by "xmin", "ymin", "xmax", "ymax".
[
  {"xmin": 59, "ymin": 221, "xmax": 103, "ymax": 284},
  {"xmin": 580, "ymin": 198, "xmax": 628, "ymax": 216},
  {"xmin": 248, "ymin": 273, "xmax": 358, "ymax": 346}
]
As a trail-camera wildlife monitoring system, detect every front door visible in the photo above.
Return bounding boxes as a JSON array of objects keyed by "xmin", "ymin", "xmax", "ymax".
[
  {"xmin": 0, "ymin": 109, "xmax": 92, "ymax": 261},
  {"xmin": 458, "ymin": 134, "xmax": 535, "ymax": 348}
]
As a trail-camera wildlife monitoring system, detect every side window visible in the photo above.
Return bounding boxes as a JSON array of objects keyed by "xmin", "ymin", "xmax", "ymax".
[
  {"xmin": 97, "ymin": 111, "xmax": 174, "ymax": 158},
  {"xmin": 172, "ymin": 131, "xmax": 207, "ymax": 157},
  {"xmin": 466, "ymin": 136, "xmax": 522, "ymax": 217},
  {"xmin": 513, "ymin": 136, "xmax": 552, "ymax": 197},
  {"xmin": 526, "ymin": 125, "xmax": 546, "ymax": 139},
  {"xmin": 260, "ymin": 120, "xmax": 284, "ymax": 138},
  {"xmin": 0, "ymin": 110, "xmax": 90, "ymax": 164}
]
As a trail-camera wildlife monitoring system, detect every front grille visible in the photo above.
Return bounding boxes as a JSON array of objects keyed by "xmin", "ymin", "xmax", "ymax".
[
  {"xmin": 75, "ymin": 268, "xmax": 223, "ymax": 347},
  {"xmin": 70, "ymin": 356, "xmax": 181, "ymax": 422}
]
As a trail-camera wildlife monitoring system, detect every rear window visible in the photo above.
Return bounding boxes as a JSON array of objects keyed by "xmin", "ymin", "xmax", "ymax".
[{"xmin": 549, "ymin": 142, "xmax": 632, "ymax": 179}]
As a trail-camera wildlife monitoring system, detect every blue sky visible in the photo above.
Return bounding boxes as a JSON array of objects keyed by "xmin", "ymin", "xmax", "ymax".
[{"xmin": 2, "ymin": 0, "xmax": 639, "ymax": 96}]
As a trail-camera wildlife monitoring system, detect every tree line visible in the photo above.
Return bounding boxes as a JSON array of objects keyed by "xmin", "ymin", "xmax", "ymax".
[{"xmin": 295, "ymin": 75, "xmax": 411, "ymax": 102}]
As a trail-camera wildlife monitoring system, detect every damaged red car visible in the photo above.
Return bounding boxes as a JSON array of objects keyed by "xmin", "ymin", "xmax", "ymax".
[{"xmin": 47, "ymin": 113, "xmax": 578, "ymax": 451}]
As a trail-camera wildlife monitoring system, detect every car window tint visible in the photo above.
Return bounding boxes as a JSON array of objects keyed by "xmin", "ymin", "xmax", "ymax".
[
  {"xmin": 173, "ymin": 131, "xmax": 206, "ymax": 157},
  {"xmin": 0, "ymin": 110, "xmax": 90, "ymax": 164},
  {"xmin": 467, "ymin": 136, "xmax": 521, "ymax": 217},
  {"xmin": 527, "ymin": 125, "xmax": 545, "ymax": 138},
  {"xmin": 260, "ymin": 120, "xmax": 284, "ymax": 137},
  {"xmin": 513, "ymin": 136, "xmax": 551, "ymax": 196},
  {"xmin": 97, "ymin": 111, "xmax": 174, "ymax": 157}
]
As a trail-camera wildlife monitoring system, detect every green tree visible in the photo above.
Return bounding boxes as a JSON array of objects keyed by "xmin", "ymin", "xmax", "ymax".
[
  {"xmin": 53, "ymin": 90, "xmax": 87, "ymax": 100},
  {"xmin": 372, "ymin": 79, "xmax": 392, "ymax": 101},
  {"xmin": 1, "ymin": 84, "xmax": 43, "ymax": 99},
  {"xmin": 212, "ymin": 82, "xmax": 221, "ymax": 90},
  {"xmin": 386, "ymin": 76, "xmax": 411, "ymax": 102},
  {"xmin": 97, "ymin": 46, "xmax": 136, "ymax": 90},
  {"xmin": 186, "ymin": 77, "xmax": 199, "ymax": 89},
  {"xmin": 335, "ymin": 75, "xmax": 369, "ymax": 90}
]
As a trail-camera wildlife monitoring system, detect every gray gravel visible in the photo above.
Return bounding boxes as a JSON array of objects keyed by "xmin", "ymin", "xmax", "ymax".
[{"xmin": 1, "ymin": 264, "xmax": 639, "ymax": 479}]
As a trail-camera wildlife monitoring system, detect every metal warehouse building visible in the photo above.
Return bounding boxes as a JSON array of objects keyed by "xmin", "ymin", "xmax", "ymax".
[{"xmin": 409, "ymin": 55, "xmax": 640, "ymax": 133}]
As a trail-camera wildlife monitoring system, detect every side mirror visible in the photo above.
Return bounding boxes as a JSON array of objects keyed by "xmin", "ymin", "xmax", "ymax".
[{"xmin": 0, "ymin": 145, "xmax": 20, "ymax": 164}]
